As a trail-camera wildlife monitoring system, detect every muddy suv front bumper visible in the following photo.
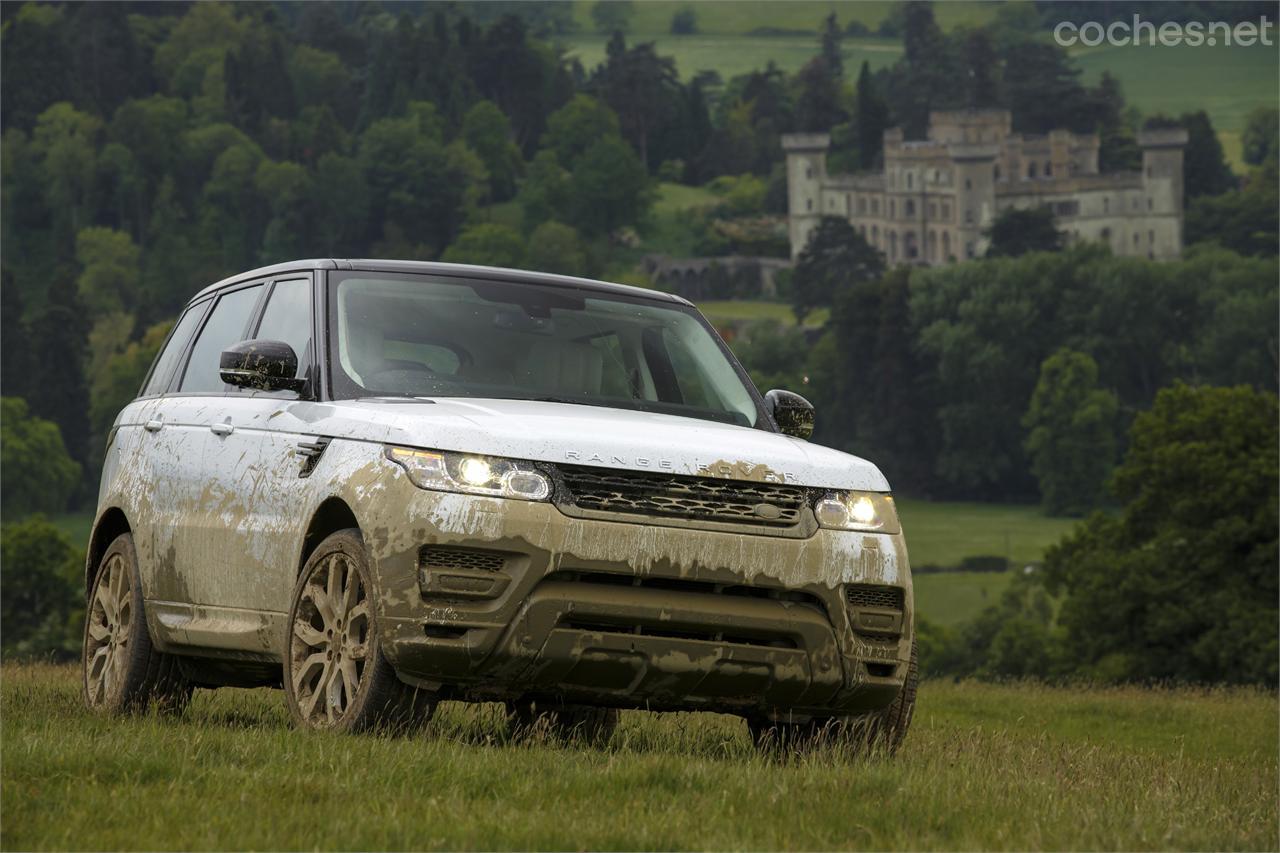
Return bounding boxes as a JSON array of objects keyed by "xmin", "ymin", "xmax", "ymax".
[{"xmin": 365, "ymin": 477, "xmax": 913, "ymax": 719}]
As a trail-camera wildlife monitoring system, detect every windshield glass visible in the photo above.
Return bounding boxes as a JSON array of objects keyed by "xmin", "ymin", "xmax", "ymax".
[{"xmin": 327, "ymin": 273, "xmax": 762, "ymax": 428}]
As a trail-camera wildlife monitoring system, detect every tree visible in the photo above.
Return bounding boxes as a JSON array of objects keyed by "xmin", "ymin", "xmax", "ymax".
[
  {"xmin": 540, "ymin": 95, "xmax": 621, "ymax": 168},
  {"xmin": 591, "ymin": 1, "xmax": 634, "ymax": 34},
  {"xmin": 517, "ymin": 150, "xmax": 573, "ymax": 232},
  {"xmin": 789, "ymin": 217, "xmax": 885, "ymax": 322},
  {"xmin": 1168, "ymin": 111, "xmax": 1235, "ymax": 200},
  {"xmin": 1185, "ymin": 164, "xmax": 1279, "ymax": 258},
  {"xmin": 526, "ymin": 221, "xmax": 587, "ymax": 277},
  {"xmin": 1002, "ymin": 41, "xmax": 1092, "ymax": 134},
  {"xmin": 441, "ymin": 224, "xmax": 526, "ymax": 268},
  {"xmin": 1044, "ymin": 383, "xmax": 1279, "ymax": 685},
  {"xmin": 1022, "ymin": 349, "xmax": 1119, "ymax": 516},
  {"xmin": 853, "ymin": 61, "xmax": 889, "ymax": 170},
  {"xmin": 566, "ymin": 136, "xmax": 653, "ymax": 237},
  {"xmin": 24, "ymin": 275, "xmax": 92, "ymax": 464},
  {"xmin": 670, "ymin": 8, "xmax": 698, "ymax": 35},
  {"xmin": 984, "ymin": 207, "xmax": 1062, "ymax": 258},
  {"xmin": 1240, "ymin": 106, "xmax": 1279, "ymax": 167},
  {"xmin": 88, "ymin": 322, "xmax": 171, "ymax": 459},
  {"xmin": 0, "ymin": 398, "xmax": 81, "ymax": 516},
  {"xmin": 75, "ymin": 227, "xmax": 141, "ymax": 314},
  {"xmin": 593, "ymin": 35, "xmax": 680, "ymax": 168},
  {"xmin": 0, "ymin": 516, "xmax": 82, "ymax": 659},
  {"xmin": 461, "ymin": 100, "xmax": 522, "ymax": 201}
]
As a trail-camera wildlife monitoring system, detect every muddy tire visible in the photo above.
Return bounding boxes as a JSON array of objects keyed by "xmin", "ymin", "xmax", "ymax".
[
  {"xmin": 82, "ymin": 533, "xmax": 192, "ymax": 714},
  {"xmin": 749, "ymin": 641, "xmax": 918, "ymax": 754},
  {"xmin": 284, "ymin": 529, "xmax": 435, "ymax": 733},
  {"xmin": 507, "ymin": 698, "xmax": 618, "ymax": 746}
]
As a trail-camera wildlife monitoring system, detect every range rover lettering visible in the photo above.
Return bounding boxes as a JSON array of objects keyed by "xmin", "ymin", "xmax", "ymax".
[{"xmin": 82, "ymin": 260, "xmax": 916, "ymax": 748}]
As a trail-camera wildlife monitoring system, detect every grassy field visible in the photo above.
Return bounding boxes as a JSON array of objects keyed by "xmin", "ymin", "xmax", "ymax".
[
  {"xmin": 913, "ymin": 570, "xmax": 1016, "ymax": 627},
  {"xmin": 895, "ymin": 498, "xmax": 1076, "ymax": 569},
  {"xmin": 698, "ymin": 298, "xmax": 829, "ymax": 328},
  {"xmin": 567, "ymin": 1, "xmax": 999, "ymax": 37},
  {"xmin": 3, "ymin": 663, "xmax": 1275, "ymax": 850}
]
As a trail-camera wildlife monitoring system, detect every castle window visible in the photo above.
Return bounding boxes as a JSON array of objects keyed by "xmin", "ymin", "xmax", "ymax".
[
  {"xmin": 888, "ymin": 231, "xmax": 898, "ymax": 260},
  {"xmin": 806, "ymin": 199, "xmax": 813, "ymax": 211},
  {"xmin": 905, "ymin": 231, "xmax": 918, "ymax": 259},
  {"xmin": 906, "ymin": 172, "xmax": 914, "ymax": 189},
  {"xmin": 806, "ymin": 166, "xmax": 813, "ymax": 179},
  {"xmin": 965, "ymin": 209, "xmax": 974, "ymax": 224},
  {"xmin": 942, "ymin": 201, "xmax": 951, "ymax": 220},
  {"xmin": 890, "ymin": 199, "xmax": 896, "ymax": 218},
  {"xmin": 1028, "ymin": 162, "xmax": 1037, "ymax": 179},
  {"xmin": 1044, "ymin": 162, "xmax": 1052, "ymax": 176},
  {"xmin": 859, "ymin": 196, "xmax": 868, "ymax": 214},
  {"xmin": 943, "ymin": 231, "xmax": 951, "ymax": 257},
  {"xmin": 1132, "ymin": 198, "xmax": 1138, "ymax": 211},
  {"xmin": 872, "ymin": 198, "xmax": 880, "ymax": 214},
  {"xmin": 872, "ymin": 225, "xmax": 879, "ymax": 242},
  {"xmin": 929, "ymin": 202, "xmax": 937, "ymax": 219},
  {"xmin": 1101, "ymin": 227, "xmax": 1111, "ymax": 242},
  {"xmin": 905, "ymin": 200, "xmax": 916, "ymax": 217},
  {"xmin": 966, "ymin": 241, "xmax": 975, "ymax": 259},
  {"xmin": 1147, "ymin": 197, "xmax": 1153, "ymax": 210},
  {"xmin": 1146, "ymin": 166, "xmax": 1154, "ymax": 177},
  {"xmin": 846, "ymin": 193, "xmax": 852, "ymax": 213},
  {"xmin": 1103, "ymin": 197, "xmax": 1109, "ymax": 213},
  {"xmin": 994, "ymin": 164, "xmax": 1001, "ymax": 181},
  {"xmin": 1133, "ymin": 232, "xmax": 1140, "ymax": 246},
  {"xmin": 965, "ymin": 178, "xmax": 972, "ymax": 190},
  {"xmin": 1149, "ymin": 230, "xmax": 1154, "ymax": 243}
]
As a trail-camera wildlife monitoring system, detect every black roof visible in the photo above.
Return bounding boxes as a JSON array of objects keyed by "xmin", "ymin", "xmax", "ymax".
[{"xmin": 190, "ymin": 259, "xmax": 689, "ymax": 306}]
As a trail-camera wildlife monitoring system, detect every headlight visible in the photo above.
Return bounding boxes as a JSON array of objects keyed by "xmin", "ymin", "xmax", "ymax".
[
  {"xmin": 385, "ymin": 447, "xmax": 552, "ymax": 501},
  {"xmin": 813, "ymin": 491, "xmax": 900, "ymax": 533}
]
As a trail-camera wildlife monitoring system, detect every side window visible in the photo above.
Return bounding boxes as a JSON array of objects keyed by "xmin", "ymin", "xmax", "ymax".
[
  {"xmin": 253, "ymin": 279, "xmax": 313, "ymax": 379},
  {"xmin": 142, "ymin": 301, "xmax": 209, "ymax": 396},
  {"xmin": 179, "ymin": 285, "xmax": 264, "ymax": 393},
  {"xmin": 660, "ymin": 328, "xmax": 717, "ymax": 410}
]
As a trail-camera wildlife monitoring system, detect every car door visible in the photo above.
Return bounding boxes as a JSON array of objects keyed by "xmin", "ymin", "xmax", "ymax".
[
  {"xmin": 196, "ymin": 274, "xmax": 323, "ymax": 629},
  {"xmin": 148, "ymin": 280, "xmax": 269, "ymax": 652},
  {"xmin": 118, "ymin": 299, "xmax": 210, "ymax": 609}
]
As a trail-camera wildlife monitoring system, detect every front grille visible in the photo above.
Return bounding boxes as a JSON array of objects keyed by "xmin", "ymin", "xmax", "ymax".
[
  {"xmin": 556, "ymin": 464, "xmax": 807, "ymax": 528},
  {"xmin": 419, "ymin": 546, "xmax": 506, "ymax": 573},
  {"xmin": 846, "ymin": 584, "xmax": 904, "ymax": 610}
]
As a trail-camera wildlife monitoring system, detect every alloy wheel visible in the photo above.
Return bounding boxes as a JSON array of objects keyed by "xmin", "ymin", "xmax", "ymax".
[
  {"xmin": 290, "ymin": 552, "xmax": 371, "ymax": 726},
  {"xmin": 84, "ymin": 553, "xmax": 132, "ymax": 705}
]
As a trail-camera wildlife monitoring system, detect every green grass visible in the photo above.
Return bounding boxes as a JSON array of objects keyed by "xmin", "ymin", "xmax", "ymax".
[
  {"xmin": 913, "ymin": 570, "xmax": 1017, "ymax": 627},
  {"xmin": 895, "ymin": 498, "xmax": 1077, "ymax": 569},
  {"xmin": 568, "ymin": 1, "xmax": 1000, "ymax": 38},
  {"xmin": 698, "ymin": 299, "xmax": 829, "ymax": 328},
  {"xmin": 1073, "ymin": 40, "xmax": 1279, "ymax": 167},
  {"xmin": 563, "ymin": 34, "xmax": 902, "ymax": 82},
  {"xmin": 654, "ymin": 180, "xmax": 719, "ymax": 214},
  {"xmin": 3, "ymin": 663, "xmax": 1275, "ymax": 850}
]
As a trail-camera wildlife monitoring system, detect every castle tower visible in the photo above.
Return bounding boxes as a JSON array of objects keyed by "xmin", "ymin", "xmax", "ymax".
[
  {"xmin": 1139, "ymin": 127, "xmax": 1189, "ymax": 259},
  {"xmin": 781, "ymin": 134, "xmax": 830, "ymax": 258},
  {"xmin": 948, "ymin": 142, "xmax": 1000, "ymax": 259}
]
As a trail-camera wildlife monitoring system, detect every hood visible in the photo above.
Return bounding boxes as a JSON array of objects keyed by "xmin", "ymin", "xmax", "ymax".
[{"xmin": 296, "ymin": 397, "xmax": 890, "ymax": 492}]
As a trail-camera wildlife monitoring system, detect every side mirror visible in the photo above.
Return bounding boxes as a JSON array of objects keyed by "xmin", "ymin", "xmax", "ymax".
[
  {"xmin": 220, "ymin": 340, "xmax": 305, "ymax": 393},
  {"xmin": 765, "ymin": 389, "xmax": 815, "ymax": 440}
]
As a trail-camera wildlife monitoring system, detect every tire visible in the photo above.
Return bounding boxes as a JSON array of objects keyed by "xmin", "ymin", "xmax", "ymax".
[
  {"xmin": 507, "ymin": 698, "xmax": 618, "ymax": 746},
  {"xmin": 81, "ymin": 533, "xmax": 192, "ymax": 714},
  {"xmin": 283, "ymin": 528, "xmax": 435, "ymax": 733},
  {"xmin": 749, "ymin": 641, "xmax": 918, "ymax": 754}
]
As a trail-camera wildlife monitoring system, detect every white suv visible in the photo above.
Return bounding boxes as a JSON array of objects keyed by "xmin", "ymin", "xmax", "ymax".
[{"xmin": 82, "ymin": 260, "xmax": 915, "ymax": 748}]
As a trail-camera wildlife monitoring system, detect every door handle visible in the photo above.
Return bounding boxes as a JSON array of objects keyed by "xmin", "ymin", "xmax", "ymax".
[
  {"xmin": 210, "ymin": 422, "xmax": 234, "ymax": 436},
  {"xmin": 144, "ymin": 418, "xmax": 163, "ymax": 432}
]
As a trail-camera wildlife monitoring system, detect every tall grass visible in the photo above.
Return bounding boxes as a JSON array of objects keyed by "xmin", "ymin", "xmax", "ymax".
[{"xmin": 3, "ymin": 664, "xmax": 1275, "ymax": 850}]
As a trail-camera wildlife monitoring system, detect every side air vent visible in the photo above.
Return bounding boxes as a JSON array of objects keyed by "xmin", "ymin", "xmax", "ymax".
[
  {"xmin": 419, "ymin": 546, "xmax": 507, "ymax": 573},
  {"xmin": 845, "ymin": 584, "xmax": 904, "ymax": 611}
]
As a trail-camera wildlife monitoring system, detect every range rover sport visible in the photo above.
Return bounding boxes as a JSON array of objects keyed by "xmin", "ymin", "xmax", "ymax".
[{"xmin": 82, "ymin": 260, "xmax": 916, "ymax": 748}]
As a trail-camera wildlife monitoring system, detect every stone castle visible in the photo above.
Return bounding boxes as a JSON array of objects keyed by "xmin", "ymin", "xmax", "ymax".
[{"xmin": 783, "ymin": 109, "xmax": 1188, "ymax": 264}]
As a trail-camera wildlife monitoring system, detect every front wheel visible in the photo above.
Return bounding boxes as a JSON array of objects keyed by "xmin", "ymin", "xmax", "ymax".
[
  {"xmin": 82, "ymin": 533, "xmax": 191, "ymax": 714},
  {"xmin": 283, "ymin": 529, "xmax": 434, "ymax": 733}
]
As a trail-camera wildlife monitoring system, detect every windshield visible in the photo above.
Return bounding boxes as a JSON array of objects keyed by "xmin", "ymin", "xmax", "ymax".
[{"xmin": 327, "ymin": 273, "xmax": 763, "ymax": 428}]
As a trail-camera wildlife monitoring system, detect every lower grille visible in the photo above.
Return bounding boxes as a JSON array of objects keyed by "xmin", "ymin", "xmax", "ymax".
[
  {"xmin": 846, "ymin": 584, "xmax": 904, "ymax": 610},
  {"xmin": 556, "ymin": 463, "xmax": 807, "ymax": 528},
  {"xmin": 419, "ymin": 546, "xmax": 506, "ymax": 573}
]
